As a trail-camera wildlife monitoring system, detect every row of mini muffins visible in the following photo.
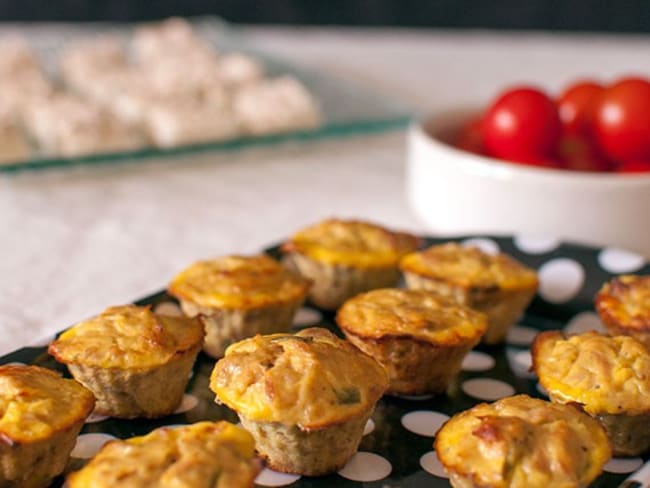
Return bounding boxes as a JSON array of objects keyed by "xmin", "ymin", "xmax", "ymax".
[
  {"xmin": 433, "ymin": 331, "xmax": 650, "ymax": 488},
  {"xmin": 10, "ymin": 272, "xmax": 648, "ymax": 486},
  {"xmin": 0, "ymin": 363, "xmax": 261, "ymax": 487},
  {"xmin": 7, "ymin": 327, "xmax": 646, "ymax": 488},
  {"xmin": 433, "ymin": 276, "xmax": 650, "ymax": 487},
  {"xmin": 167, "ymin": 218, "xmax": 540, "ymax": 361},
  {"xmin": 0, "ymin": 326, "xmax": 390, "ymax": 485}
]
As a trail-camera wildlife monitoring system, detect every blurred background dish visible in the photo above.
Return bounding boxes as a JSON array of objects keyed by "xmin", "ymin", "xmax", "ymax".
[
  {"xmin": 0, "ymin": 17, "xmax": 411, "ymax": 172},
  {"xmin": 407, "ymin": 108, "xmax": 650, "ymax": 256}
]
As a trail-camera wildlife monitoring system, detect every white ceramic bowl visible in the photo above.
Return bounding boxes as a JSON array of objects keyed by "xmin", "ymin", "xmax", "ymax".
[{"xmin": 407, "ymin": 108, "xmax": 650, "ymax": 257}]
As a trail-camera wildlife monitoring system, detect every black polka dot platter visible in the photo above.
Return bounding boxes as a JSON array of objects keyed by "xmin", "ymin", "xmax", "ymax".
[{"xmin": 3, "ymin": 235, "xmax": 650, "ymax": 487}]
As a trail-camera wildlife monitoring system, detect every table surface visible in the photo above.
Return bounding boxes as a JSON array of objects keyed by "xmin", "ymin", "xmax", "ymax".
[{"xmin": 2, "ymin": 26, "xmax": 650, "ymax": 355}]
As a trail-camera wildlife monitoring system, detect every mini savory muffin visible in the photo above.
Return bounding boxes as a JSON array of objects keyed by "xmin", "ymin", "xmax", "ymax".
[
  {"xmin": 66, "ymin": 421, "xmax": 260, "ymax": 488},
  {"xmin": 435, "ymin": 395, "xmax": 610, "ymax": 488},
  {"xmin": 210, "ymin": 327, "xmax": 388, "ymax": 476},
  {"xmin": 168, "ymin": 254, "xmax": 310, "ymax": 358},
  {"xmin": 337, "ymin": 288, "xmax": 487, "ymax": 395},
  {"xmin": 595, "ymin": 275, "xmax": 650, "ymax": 348},
  {"xmin": 48, "ymin": 304, "xmax": 204, "ymax": 419},
  {"xmin": 400, "ymin": 243, "xmax": 538, "ymax": 344},
  {"xmin": 282, "ymin": 218, "xmax": 420, "ymax": 310},
  {"xmin": 532, "ymin": 330, "xmax": 650, "ymax": 456},
  {"xmin": 0, "ymin": 364, "xmax": 95, "ymax": 488}
]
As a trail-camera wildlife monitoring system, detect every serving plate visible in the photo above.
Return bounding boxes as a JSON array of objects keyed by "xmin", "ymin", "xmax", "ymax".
[
  {"xmin": 2, "ymin": 235, "xmax": 649, "ymax": 487},
  {"xmin": 0, "ymin": 17, "xmax": 411, "ymax": 173}
]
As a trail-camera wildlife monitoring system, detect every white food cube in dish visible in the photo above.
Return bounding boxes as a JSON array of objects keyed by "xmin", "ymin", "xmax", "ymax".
[
  {"xmin": 0, "ymin": 109, "xmax": 30, "ymax": 164},
  {"xmin": 0, "ymin": 72, "xmax": 53, "ymax": 118},
  {"xmin": 217, "ymin": 53, "xmax": 264, "ymax": 87},
  {"xmin": 144, "ymin": 100, "xmax": 241, "ymax": 148},
  {"xmin": 131, "ymin": 17, "xmax": 215, "ymax": 63},
  {"xmin": 0, "ymin": 38, "xmax": 42, "ymax": 79},
  {"xmin": 23, "ymin": 94, "xmax": 144, "ymax": 157},
  {"xmin": 59, "ymin": 37, "xmax": 128, "ymax": 93},
  {"xmin": 233, "ymin": 76, "xmax": 321, "ymax": 135},
  {"xmin": 143, "ymin": 54, "xmax": 222, "ymax": 98}
]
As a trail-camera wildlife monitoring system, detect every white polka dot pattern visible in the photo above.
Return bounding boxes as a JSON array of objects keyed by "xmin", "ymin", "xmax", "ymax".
[
  {"xmin": 461, "ymin": 351, "xmax": 495, "ymax": 372},
  {"xmin": 598, "ymin": 248, "xmax": 646, "ymax": 274},
  {"xmin": 363, "ymin": 418, "xmax": 375, "ymax": 436},
  {"xmin": 538, "ymin": 258, "xmax": 585, "ymax": 304},
  {"xmin": 537, "ymin": 382, "xmax": 549, "ymax": 397},
  {"xmin": 85, "ymin": 412, "xmax": 109, "ymax": 424},
  {"xmin": 514, "ymin": 235, "xmax": 560, "ymax": 255},
  {"xmin": 462, "ymin": 378, "xmax": 515, "ymax": 401},
  {"xmin": 461, "ymin": 238, "xmax": 499, "ymax": 255},
  {"xmin": 401, "ymin": 410, "xmax": 450, "ymax": 437},
  {"xmin": 604, "ymin": 457, "xmax": 644, "ymax": 474},
  {"xmin": 564, "ymin": 311, "xmax": 606, "ymax": 335},
  {"xmin": 27, "ymin": 335, "xmax": 55, "ymax": 348},
  {"xmin": 507, "ymin": 325, "xmax": 539, "ymax": 346},
  {"xmin": 338, "ymin": 452, "xmax": 392, "ymax": 482},
  {"xmin": 255, "ymin": 468, "xmax": 302, "ymax": 486},
  {"xmin": 153, "ymin": 301, "xmax": 182, "ymax": 317},
  {"xmin": 71, "ymin": 433, "xmax": 117, "ymax": 459},
  {"xmin": 420, "ymin": 451, "xmax": 448, "ymax": 478},
  {"xmin": 292, "ymin": 307, "xmax": 322, "ymax": 327},
  {"xmin": 173, "ymin": 394, "xmax": 198, "ymax": 414},
  {"xmin": 507, "ymin": 349, "xmax": 535, "ymax": 379}
]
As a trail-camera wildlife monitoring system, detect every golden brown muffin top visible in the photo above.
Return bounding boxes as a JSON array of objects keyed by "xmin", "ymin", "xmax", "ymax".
[
  {"xmin": 281, "ymin": 218, "xmax": 420, "ymax": 268},
  {"xmin": 0, "ymin": 364, "xmax": 94, "ymax": 444},
  {"xmin": 435, "ymin": 395, "xmax": 611, "ymax": 488},
  {"xmin": 336, "ymin": 288, "xmax": 487, "ymax": 345},
  {"xmin": 532, "ymin": 331, "xmax": 650, "ymax": 415},
  {"xmin": 210, "ymin": 327, "xmax": 388, "ymax": 430},
  {"xmin": 66, "ymin": 421, "xmax": 260, "ymax": 488},
  {"xmin": 400, "ymin": 243, "xmax": 538, "ymax": 290},
  {"xmin": 49, "ymin": 305, "xmax": 204, "ymax": 369},
  {"xmin": 596, "ymin": 275, "xmax": 650, "ymax": 331},
  {"xmin": 168, "ymin": 254, "xmax": 310, "ymax": 309}
]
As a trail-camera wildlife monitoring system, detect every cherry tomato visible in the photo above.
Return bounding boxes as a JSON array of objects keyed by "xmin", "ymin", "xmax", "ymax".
[
  {"xmin": 557, "ymin": 80, "xmax": 604, "ymax": 137},
  {"xmin": 455, "ymin": 116, "xmax": 484, "ymax": 154},
  {"xmin": 482, "ymin": 86, "xmax": 561, "ymax": 160},
  {"xmin": 558, "ymin": 136, "xmax": 613, "ymax": 172},
  {"xmin": 594, "ymin": 77, "xmax": 650, "ymax": 162},
  {"xmin": 617, "ymin": 160, "xmax": 650, "ymax": 173}
]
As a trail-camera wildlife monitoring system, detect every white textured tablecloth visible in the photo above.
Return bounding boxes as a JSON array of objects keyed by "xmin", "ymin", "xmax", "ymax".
[{"xmin": 2, "ymin": 26, "xmax": 650, "ymax": 355}]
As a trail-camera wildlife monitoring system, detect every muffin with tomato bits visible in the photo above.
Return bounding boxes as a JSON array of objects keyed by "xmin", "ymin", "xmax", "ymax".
[
  {"xmin": 281, "ymin": 218, "xmax": 420, "ymax": 310},
  {"xmin": 532, "ymin": 330, "xmax": 650, "ymax": 456},
  {"xmin": 0, "ymin": 364, "xmax": 95, "ymax": 488},
  {"xmin": 595, "ymin": 275, "xmax": 650, "ymax": 349},
  {"xmin": 49, "ymin": 304, "xmax": 204, "ymax": 418},
  {"xmin": 168, "ymin": 254, "xmax": 311, "ymax": 358},
  {"xmin": 66, "ymin": 421, "xmax": 261, "ymax": 488},
  {"xmin": 210, "ymin": 327, "xmax": 388, "ymax": 476},
  {"xmin": 435, "ymin": 395, "xmax": 611, "ymax": 488},
  {"xmin": 337, "ymin": 288, "xmax": 487, "ymax": 395},
  {"xmin": 400, "ymin": 243, "xmax": 538, "ymax": 344}
]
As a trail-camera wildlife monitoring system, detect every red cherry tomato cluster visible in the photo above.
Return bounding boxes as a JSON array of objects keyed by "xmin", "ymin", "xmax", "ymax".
[{"xmin": 455, "ymin": 77, "xmax": 650, "ymax": 173}]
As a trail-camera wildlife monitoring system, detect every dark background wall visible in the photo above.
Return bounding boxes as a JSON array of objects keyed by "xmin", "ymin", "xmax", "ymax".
[{"xmin": 1, "ymin": 0, "xmax": 649, "ymax": 33}]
